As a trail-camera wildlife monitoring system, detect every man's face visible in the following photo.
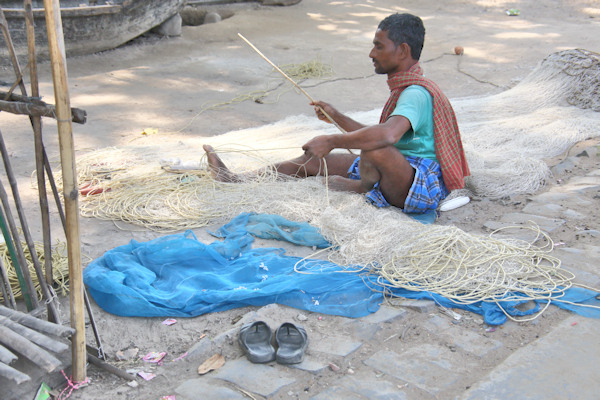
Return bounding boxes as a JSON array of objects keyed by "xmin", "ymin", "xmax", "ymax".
[{"xmin": 369, "ymin": 29, "xmax": 403, "ymax": 75}]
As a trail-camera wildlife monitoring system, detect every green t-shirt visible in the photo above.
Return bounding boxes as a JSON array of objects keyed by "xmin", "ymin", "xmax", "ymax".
[{"xmin": 390, "ymin": 85, "xmax": 437, "ymax": 162}]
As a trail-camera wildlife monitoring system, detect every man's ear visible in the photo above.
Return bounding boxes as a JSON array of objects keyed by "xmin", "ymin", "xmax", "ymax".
[{"xmin": 398, "ymin": 42, "xmax": 412, "ymax": 59}]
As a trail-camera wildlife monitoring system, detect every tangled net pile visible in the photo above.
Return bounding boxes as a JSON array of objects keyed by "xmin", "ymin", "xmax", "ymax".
[{"xmin": 69, "ymin": 50, "xmax": 600, "ymax": 320}]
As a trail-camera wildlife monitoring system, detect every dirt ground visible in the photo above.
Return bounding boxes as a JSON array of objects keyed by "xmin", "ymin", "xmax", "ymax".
[{"xmin": 1, "ymin": 0, "xmax": 599, "ymax": 398}]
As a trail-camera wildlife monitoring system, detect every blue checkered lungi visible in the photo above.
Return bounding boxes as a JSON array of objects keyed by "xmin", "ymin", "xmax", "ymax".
[{"xmin": 347, "ymin": 156, "xmax": 448, "ymax": 213}]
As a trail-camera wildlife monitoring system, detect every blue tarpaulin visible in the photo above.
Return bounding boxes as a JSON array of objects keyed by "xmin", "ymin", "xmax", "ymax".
[{"xmin": 84, "ymin": 213, "xmax": 600, "ymax": 325}]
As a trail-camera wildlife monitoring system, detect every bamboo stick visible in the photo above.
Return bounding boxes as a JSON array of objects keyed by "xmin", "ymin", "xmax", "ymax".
[
  {"xmin": 25, "ymin": 0, "xmax": 56, "ymax": 324},
  {"xmin": 0, "ymin": 305, "xmax": 74, "ymax": 338},
  {"xmin": 0, "ymin": 360, "xmax": 31, "ymax": 384},
  {"xmin": 0, "ymin": 127, "xmax": 61, "ymax": 323},
  {"xmin": 0, "ymin": 185, "xmax": 37, "ymax": 311},
  {"xmin": 0, "ymin": 315, "xmax": 69, "ymax": 354},
  {"xmin": 0, "ymin": 324, "xmax": 62, "ymax": 372},
  {"xmin": 237, "ymin": 33, "xmax": 345, "ymax": 134},
  {"xmin": 0, "ymin": 343, "xmax": 17, "ymax": 364},
  {"xmin": 44, "ymin": 152, "xmax": 67, "ymax": 229},
  {"xmin": 87, "ymin": 351, "xmax": 135, "ymax": 381},
  {"xmin": 0, "ymin": 8, "xmax": 28, "ymax": 97},
  {"xmin": 0, "ymin": 98, "xmax": 87, "ymax": 123},
  {"xmin": 1, "ymin": 3, "xmax": 62, "ymax": 322},
  {"xmin": 42, "ymin": 0, "xmax": 86, "ymax": 382},
  {"xmin": 0, "ymin": 256, "xmax": 16, "ymax": 308}
]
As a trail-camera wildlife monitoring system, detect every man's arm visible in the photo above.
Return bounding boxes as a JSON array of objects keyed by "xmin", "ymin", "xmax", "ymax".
[
  {"xmin": 302, "ymin": 115, "xmax": 411, "ymax": 158},
  {"xmin": 310, "ymin": 101, "xmax": 366, "ymax": 132}
]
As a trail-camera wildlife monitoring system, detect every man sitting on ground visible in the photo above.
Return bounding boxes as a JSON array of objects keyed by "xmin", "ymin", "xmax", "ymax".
[{"xmin": 203, "ymin": 13, "xmax": 469, "ymax": 214}]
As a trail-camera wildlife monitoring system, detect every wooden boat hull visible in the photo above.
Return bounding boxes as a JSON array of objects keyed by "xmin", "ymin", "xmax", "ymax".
[{"xmin": 1, "ymin": 0, "xmax": 185, "ymax": 65}]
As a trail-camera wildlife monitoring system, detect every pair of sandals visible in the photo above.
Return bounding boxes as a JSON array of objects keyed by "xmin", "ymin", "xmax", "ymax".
[{"xmin": 239, "ymin": 321, "xmax": 308, "ymax": 364}]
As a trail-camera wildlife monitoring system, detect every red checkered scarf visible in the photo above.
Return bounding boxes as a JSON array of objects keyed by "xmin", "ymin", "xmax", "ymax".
[{"xmin": 380, "ymin": 63, "xmax": 470, "ymax": 190}]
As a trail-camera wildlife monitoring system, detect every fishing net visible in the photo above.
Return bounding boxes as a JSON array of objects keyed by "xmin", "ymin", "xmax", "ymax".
[{"xmin": 73, "ymin": 49, "xmax": 600, "ymax": 321}]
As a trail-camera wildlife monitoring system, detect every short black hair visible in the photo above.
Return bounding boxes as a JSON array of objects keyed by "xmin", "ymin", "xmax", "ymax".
[{"xmin": 378, "ymin": 13, "xmax": 425, "ymax": 60}]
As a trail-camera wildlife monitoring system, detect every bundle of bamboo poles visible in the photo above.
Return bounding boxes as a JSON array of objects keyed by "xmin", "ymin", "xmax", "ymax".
[
  {"xmin": 0, "ymin": 0, "xmax": 88, "ymax": 386},
  {"xmin": 0, "ymin": 305, "xmax": 74, "ymax": 385}
]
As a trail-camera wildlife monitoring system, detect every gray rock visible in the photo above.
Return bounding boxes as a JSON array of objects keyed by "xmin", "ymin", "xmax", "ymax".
[
  {"xmin": 550, "ymin": 156, "xmax": 577, "ymax": 176},
  {"xmin": 576, "ymin": 146, "xmax": 599, "ymax": 158},
  {"xmin": 204, "ymin": 12, "xmax": 222, "ymax": 24},
  {"xmin": 154, "ymin": 13, "xmax": 182, "ymax": 37}
]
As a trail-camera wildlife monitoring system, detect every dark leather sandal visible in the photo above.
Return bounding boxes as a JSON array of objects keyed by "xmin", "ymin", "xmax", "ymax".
[
  {"xmin": 238, "ymin": 321, "xmax": 276, "ymax": 363},
  {"xmin": 275, "ymin": 322, "xmax": 308, "ymax": 364}
]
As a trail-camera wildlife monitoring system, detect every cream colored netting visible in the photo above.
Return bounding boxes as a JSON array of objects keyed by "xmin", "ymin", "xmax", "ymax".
[{"xmin": 68, "ymin": 49, "xmax": 600, "ymax": 319}]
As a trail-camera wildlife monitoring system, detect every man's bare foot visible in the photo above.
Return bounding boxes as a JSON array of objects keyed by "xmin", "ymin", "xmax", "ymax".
[
  {"xmin": 203, "ymin": 145, "xmax": 241, "ymax": 182},
  {"xmin": 323, "ymin": 175, "xmax": 368, "ymax": 194}
]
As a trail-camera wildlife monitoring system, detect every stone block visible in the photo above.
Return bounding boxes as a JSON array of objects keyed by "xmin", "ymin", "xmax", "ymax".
[
  {"xmin": 339, "ymin": 375, "xmax": 407, "ymax": 399},
  {"xmin": 422, "ymin": 314, "xmax": 454, "ymax": 333},
  {"xmin": 289, "ymin": 356, "xmax": 329, "ymax": 374},
  {"xmin": 361, "ymin": 305, "xmax": 408, "ymax": 324},
  {"xmin": 441, "ymin": 326, "xmax": 503, "ymax": 357},
  {"xmin": 176, "ymin": 378, "xmax": 246, "ymax": 400},
  {"xmin": 309, "ymin": 334, "xmax": 362, "ymax": 357},
  {"xmin": 521, "ymin": 202, "xmax": 563, "ymax": 218},
  {"xmin": 310, "ymin": 386, "xmax": 364, "ymax": 400},
  {"xmin": 397, "ymin": 299, "xmax": 437, "ymax": 313},
  {"xmin": 342, "ymin": 319, "xmax": 381, "ymax": 341},
  {"xmin": 460, "ymin": 316, "xmax": 600, "ymax": 400},
  {"xmin": 212, "ymin": 358, "xmax": 296, "ymax": 398},
  {"xmin": 499, "ymin": 212, "xmax": 565, "ymax": 232},
  {"xmin": 154, "ymin": 13, "xmax": 182, "ymax": 36},
  {"xmin": 528, "ymin": 191, "xmax": 592, "ymax": 206},
  {"xmin": 364, "ymin": 345, "xmax": 465, "ymax": 394}
]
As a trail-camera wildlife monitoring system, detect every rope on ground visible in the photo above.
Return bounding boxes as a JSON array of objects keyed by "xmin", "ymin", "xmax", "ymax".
[{"xmin": 0, "ymin": 240, "xmax": 69, "ymax": 302}]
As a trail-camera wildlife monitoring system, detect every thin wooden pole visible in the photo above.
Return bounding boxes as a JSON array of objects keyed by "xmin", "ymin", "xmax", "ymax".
[
  {"xmin": 0, "ymin": 5, "xmax": 60, "ymax": 320},
  {"xmin": 0, "ymin": 130, "xmax": 60, "ymax": 322},
  {"xmin": 0, "ymin": 8, "xmax": 28, "ymax": 97},
  {"xmin": 0, "ymin": 305, "xmax": 74, "ymax": 337},
  {"xmin": 238, "ymin": 33, "xmax": 346, "ymax": 134},
  {"xmin": 0, "ymin": 256, "xmax": 16, "ymax": 308},
  {"xmin": 42, "ymin": 0, "xmax": 86, "ymax": 381},
  {"xmin": 0, "ymin": 181, "xmax": 38, "ymax": 311},
  {"xmin": 25, "ymin": 0, "xmax": 53, "ymax": 301}
]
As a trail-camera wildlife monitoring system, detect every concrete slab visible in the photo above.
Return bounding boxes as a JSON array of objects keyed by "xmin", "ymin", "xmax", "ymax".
[
  {"xmin": 339, "ymin": 375, "xmax": 408, "ymax": 399},
  {"xmin": 361, "ymin": 305, "xmax": 407, "ymax": 324},
  {"xmin": 289, "ymin": 356, "xmax": 329, "ymax": 374},
  {"xmin": 499, "ymin": 213, "xmax": 565, "ymax": 233},
  {"xmin": 461, "ymin": 316, "xmax": 600, "ymax": 400},
  {"xmin": 363, "ymin": 345, "xmax": 465, "ymax": 394},
  {"xmin": 309, "ymin": 335, "xmax": 363, "ymax": 357},
  {"xmin": 441, "ymin": 326, "xmax": 503, "ymax": 358},
  {"xmin": 175, "ymin": 378, "xmax": 247, "ymax": 400},
  {"xmin": 210, "ymin": 358, "xmax": 296, "ymax": 398},
  {"xmin": 310, "ymin": 386, "xmax": 365, "ymax": 400}
]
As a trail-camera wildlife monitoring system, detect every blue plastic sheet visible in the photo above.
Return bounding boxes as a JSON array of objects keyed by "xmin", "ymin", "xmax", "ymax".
[{"xmin": 84, "ymin": 212, "xmax": 600, "ymax": 324}]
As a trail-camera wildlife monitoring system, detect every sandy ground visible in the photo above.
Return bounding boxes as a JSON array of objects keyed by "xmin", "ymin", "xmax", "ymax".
[{"xmin": 1, "ymin": 0, "xmax": 599, "ymax": 398}]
